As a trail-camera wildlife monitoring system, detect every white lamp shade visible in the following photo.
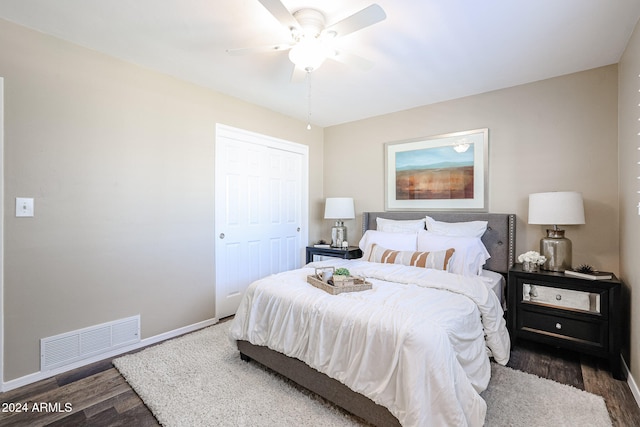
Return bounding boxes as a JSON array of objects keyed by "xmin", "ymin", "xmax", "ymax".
[
  {"xmin": 528, "ymin": 191, "xmax": 585, "ymax": 225},
  {"xmin": 324, "ymin": 197, "xmax": 355, "ymax": 219}
]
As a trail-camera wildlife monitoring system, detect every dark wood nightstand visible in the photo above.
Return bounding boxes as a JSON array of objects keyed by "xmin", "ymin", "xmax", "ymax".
[
  {"xmin": 508, "ymin": 264, "xmax": 624, "ymax": 380},
  {"xmin": 305, "ymin": 246, "xmax": 363, "ymax": 264}
]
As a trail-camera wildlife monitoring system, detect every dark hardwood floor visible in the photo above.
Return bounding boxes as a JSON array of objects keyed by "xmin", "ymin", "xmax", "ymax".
[
  {"xmin": 506, "ymin": 340, "xmax": 640, "ymax": 427},
  {"xmin": 1, "ymin": 328, "xmax": 639, "ymax": 426}
]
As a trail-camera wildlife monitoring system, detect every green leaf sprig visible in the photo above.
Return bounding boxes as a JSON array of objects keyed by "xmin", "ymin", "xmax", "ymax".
[{"xmin": 334, "ymin": 268, "xmax": 350, "ymax": 276}]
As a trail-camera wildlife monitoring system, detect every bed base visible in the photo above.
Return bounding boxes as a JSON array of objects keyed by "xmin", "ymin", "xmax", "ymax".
[{"xmin": 237, "ymin": 340, "xmax": 401, "ymax": 427}]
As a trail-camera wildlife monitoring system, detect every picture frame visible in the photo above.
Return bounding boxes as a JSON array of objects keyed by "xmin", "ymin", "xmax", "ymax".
[{"xmin": 384, "ymin": 128, "xmax": 489, "ymax": 211}]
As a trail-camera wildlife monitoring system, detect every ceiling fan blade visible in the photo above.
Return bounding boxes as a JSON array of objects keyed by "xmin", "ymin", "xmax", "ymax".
[
  {"xmin": 328, "ymin": 49, "xmax": 374, "ymax": 70},
  {"xmin": 258, "ymin": 0, "xmax": 300, "ymax": 31},
  {"xmin": 226, "ymin": 44, "xmax": 293, "ymax": 56},
  {"xmin": 323, "ymin": 4, "xmax": 386, "ymax": 38}
]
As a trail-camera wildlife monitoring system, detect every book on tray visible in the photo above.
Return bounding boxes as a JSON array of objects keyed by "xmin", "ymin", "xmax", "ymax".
[{"xmin": 564, "ymin": 269, "xmax": 613, "ymax": 280}]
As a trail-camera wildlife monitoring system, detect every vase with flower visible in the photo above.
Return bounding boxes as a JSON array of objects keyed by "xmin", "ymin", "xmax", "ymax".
[{"xmin": 518, "ymin": 251, "xmax": 546, "ymax": 272}]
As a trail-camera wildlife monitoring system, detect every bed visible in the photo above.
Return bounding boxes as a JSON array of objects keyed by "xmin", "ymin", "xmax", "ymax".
[{"xmin": 229, "ymin": 211, "xmax": 515, "ymax": 426}]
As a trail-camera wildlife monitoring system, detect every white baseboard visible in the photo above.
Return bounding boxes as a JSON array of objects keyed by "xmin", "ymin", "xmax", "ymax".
[
  {"xmin": 624, "ymin": 356, "xmax": 640, "ymax": 409},
  {"xmin": 1, "ymin": 317, "xmax": 219, "ymax": 392}
]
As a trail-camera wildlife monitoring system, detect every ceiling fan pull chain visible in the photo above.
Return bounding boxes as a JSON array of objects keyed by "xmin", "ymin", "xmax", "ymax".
[{"xmin": 306, "ymin": 71, "xmax": 312, "ymax": 130}]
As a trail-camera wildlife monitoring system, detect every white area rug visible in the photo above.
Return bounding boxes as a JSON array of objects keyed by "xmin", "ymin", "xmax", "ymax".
[{"xmin": 114, "ymin": 323, "xmax": 612, "ymax": 427}]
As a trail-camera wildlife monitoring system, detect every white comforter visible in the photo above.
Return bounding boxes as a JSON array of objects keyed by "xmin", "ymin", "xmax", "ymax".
[{"xmin": 229, "ymin": 259, "xmax": 510, "ymax": 427}]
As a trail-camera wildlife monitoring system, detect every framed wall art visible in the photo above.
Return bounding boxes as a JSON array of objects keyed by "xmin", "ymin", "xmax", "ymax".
[{"xmin": 384, "ymin": 128, "xmax": 488, "ymax": 211}]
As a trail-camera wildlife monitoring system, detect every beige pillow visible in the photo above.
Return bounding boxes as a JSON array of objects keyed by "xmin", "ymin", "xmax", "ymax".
[{"xmin": 367, "ymin": 243, "xmax": 455, "ymax": 270}]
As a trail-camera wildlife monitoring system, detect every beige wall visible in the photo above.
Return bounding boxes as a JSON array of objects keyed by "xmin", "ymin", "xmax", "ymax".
[
  {"xmin": 324, "ymin": 64, "xmax": 628, "ymax": 370},
  {"xmin": 0, "ymin": 18, "xmax": 324, "ymax": 381},
  {"xmin": 324, "ymin": 66, "xmax": 619, "ymax": 275},
  {"xmin": 619, "ymin": 19, "xmax": 640, "ymax": 381}
]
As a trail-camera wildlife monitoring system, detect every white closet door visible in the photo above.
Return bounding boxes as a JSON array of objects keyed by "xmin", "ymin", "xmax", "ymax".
[{"xmin": 214, "ymin": 125, "xmax": 308, "ymax": 319}]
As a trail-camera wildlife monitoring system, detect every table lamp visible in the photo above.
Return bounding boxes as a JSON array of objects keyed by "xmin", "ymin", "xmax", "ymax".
[
  {"xmin": 528, "ymin": 191, "xmax": 585, "ymax": 272},
  {"xmin": 324, "ymin": 197, "xmax": 355, "ymax": 248}
]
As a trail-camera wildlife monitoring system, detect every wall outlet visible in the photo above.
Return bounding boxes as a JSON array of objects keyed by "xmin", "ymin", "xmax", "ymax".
[{"xmin": 16, "ymin": 197, "xmax": 34, "ymax": 217}]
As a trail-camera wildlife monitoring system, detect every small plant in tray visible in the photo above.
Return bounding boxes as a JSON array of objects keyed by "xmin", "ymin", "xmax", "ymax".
[{"xmin": 334, "ymin": 268, "xmax": 350, "ymax": 276}]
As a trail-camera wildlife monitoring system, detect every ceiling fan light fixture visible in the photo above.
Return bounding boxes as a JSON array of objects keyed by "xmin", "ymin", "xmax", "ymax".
[{"xmin": 288, "ymin": 37, "xmax": 329, "ymax": 72}]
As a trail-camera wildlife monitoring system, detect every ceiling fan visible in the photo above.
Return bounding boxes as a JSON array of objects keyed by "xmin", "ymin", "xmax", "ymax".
[{"xmin": 226, "ymin": 0, "xmax": 387, "ymax": 80}]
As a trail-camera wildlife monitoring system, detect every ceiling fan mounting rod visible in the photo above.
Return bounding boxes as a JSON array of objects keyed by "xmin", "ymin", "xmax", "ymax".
[{"xmin": 291, "ymin": 9, "xmax": 325, "ymax": 40}]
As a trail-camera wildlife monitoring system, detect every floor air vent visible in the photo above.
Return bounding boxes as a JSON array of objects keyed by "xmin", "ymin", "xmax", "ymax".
[{"xmin": 41, "ymin": 315, "xmax": 140, "ymax": 371}]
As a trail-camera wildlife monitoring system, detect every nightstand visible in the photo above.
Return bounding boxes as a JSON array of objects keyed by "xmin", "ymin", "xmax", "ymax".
[
  {"xmin": 508, "ymin": 264, "xmax": 624, "ymax": 380},
  {"xmin": 305, "ymin": 246, "xmax": 362, "ymax": 264}
]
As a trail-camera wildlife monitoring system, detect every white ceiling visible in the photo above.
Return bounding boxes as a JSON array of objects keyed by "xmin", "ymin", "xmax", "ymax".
[{"xmin": 0, "ymin": 0, "xmax": 639, "ymax": 127}]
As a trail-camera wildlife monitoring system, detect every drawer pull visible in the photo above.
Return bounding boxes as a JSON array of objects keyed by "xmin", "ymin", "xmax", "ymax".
[
  {"xmin": 555, "ymin": 323, "xmax": 562, "ymax": 330},
  {"xmin": 556, "ymin": 294, "xmax": 562, "ymax": 301}
]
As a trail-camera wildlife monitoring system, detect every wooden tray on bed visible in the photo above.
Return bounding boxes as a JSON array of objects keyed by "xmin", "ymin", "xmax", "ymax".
[{"xmin": 306, "ymin": 275, "xmax": 372, "ymax": 295}]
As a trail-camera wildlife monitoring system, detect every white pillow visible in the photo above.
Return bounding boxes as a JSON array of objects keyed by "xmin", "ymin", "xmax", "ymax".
[
  {"xmin": 358, "ymin": 230, "xmax": 418, "ymax": 260},
  {"xmin": 425, "ymin": 216, "xmax": 488, "ymax": 238},
  {"xmin": 417, "ymin": 230, "xmax": 490, "ymax": 276},
  {"xmin": 376, "ymin": 217, "xmax": 426, "ymax": 233}
]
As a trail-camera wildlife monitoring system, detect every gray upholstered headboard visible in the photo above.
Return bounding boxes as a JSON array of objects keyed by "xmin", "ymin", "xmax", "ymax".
[{"xmin": 361, "ymin": 211, "xmax": 516, "ymax": 275}]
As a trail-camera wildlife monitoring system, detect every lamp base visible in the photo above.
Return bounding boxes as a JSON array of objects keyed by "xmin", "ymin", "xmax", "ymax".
[
  {"xmin": 540, "ymin": 229, "xmax": 572, "ymax": 272},
  {"xmin": 331, "ymin": 221, "xmax": 347, "ymax": 248}
]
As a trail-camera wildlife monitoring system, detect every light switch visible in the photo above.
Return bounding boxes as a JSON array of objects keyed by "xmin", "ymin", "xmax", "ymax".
[{"xmin": 16, "ymin": 197, "xmax": 34, "ymax": 217}]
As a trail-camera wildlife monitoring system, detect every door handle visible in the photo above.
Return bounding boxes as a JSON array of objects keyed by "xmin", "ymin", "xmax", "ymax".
[{"xmin": 219, "ymin": 233, "xmax": 225, "ymax": 239}]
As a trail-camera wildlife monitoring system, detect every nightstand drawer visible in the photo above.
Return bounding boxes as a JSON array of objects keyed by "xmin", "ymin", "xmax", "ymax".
[
  {"xmin": 519, "ymin": 310, "xmax": 606, "ymax": 349},
  {"xmin": 522, "ymin": 283, "xmax": 601, "ymax": 313}
]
